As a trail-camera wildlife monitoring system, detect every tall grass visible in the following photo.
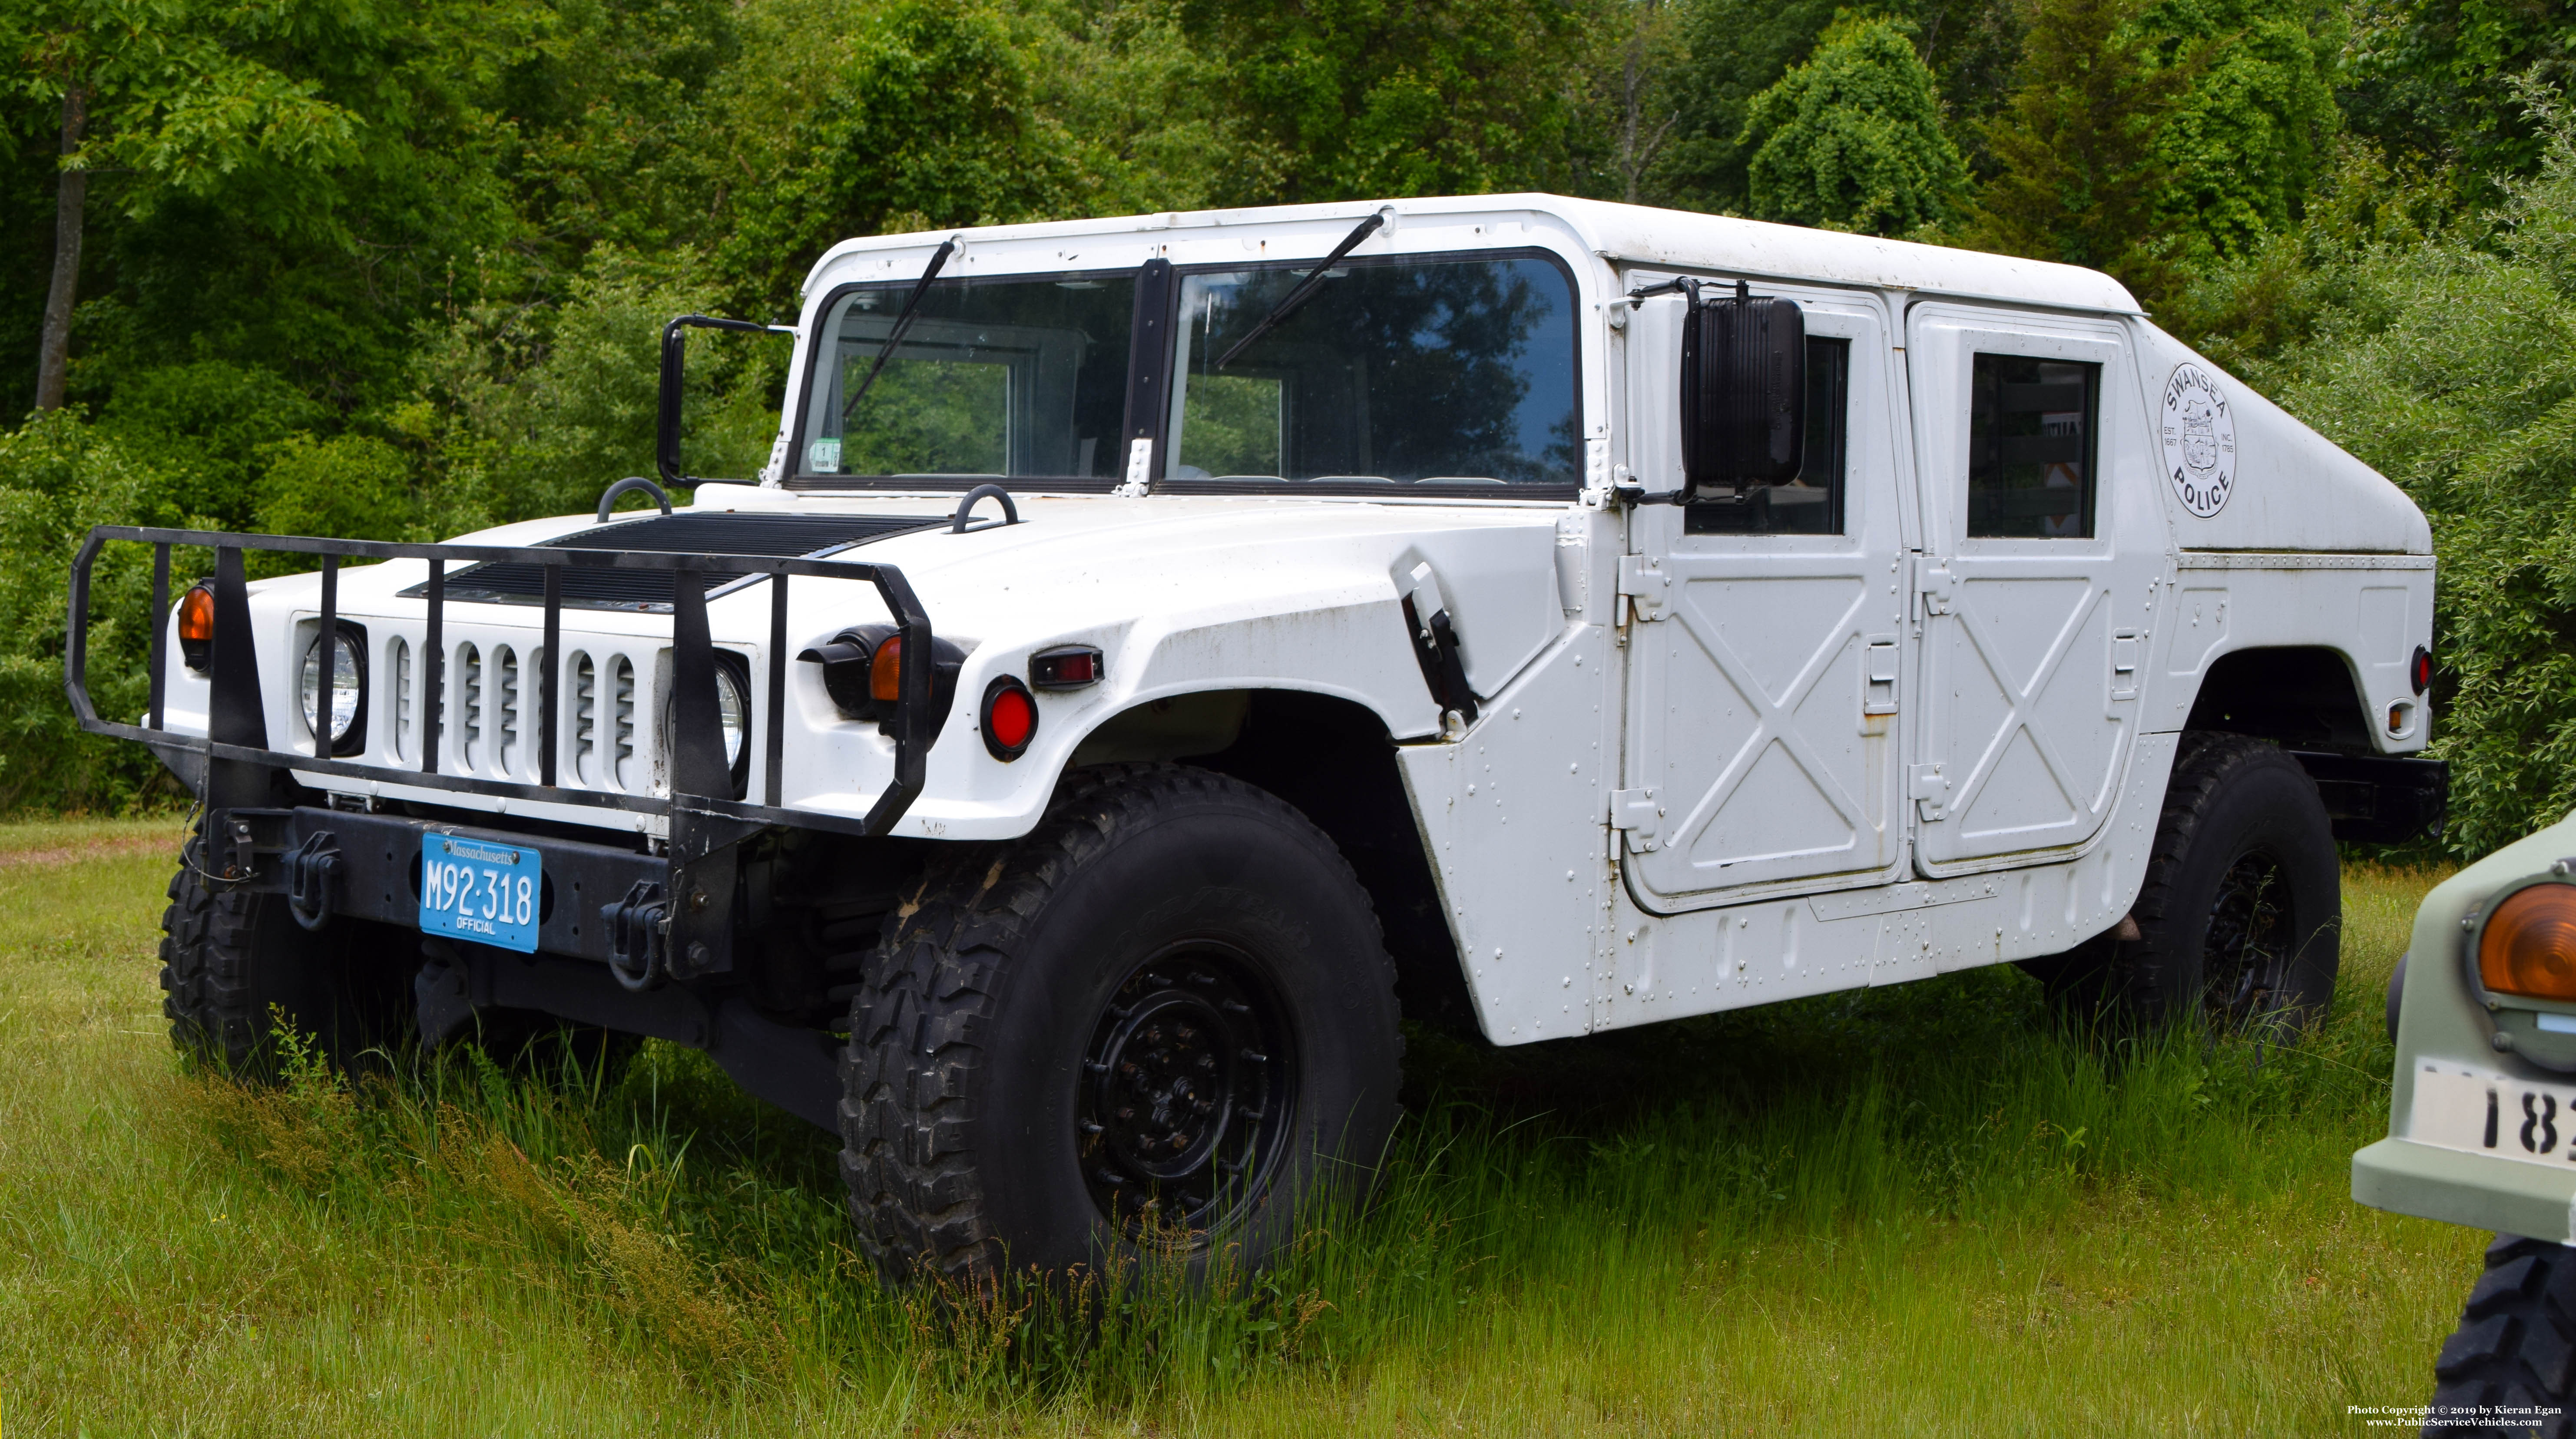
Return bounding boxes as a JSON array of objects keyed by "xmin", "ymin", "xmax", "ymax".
[{"xmin": 0, "ymin": 829, "xmax": 2479, "ymax": 1434}]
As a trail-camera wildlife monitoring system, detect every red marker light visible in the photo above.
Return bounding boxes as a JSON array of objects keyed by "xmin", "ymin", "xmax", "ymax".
[
  {"xmin": 2411, "ymin": 646, "xmax": 2433, "ymax": 697},
  {"xmin": 981, "ymin": 676, "xmax": 1038, "ymax": 760},
  {"xmin": 1030, "ymin": 644, "xmax": 1104, "ymax": 690}
]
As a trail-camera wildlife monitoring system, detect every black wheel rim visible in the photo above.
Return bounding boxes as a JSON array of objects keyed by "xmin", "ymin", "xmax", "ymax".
[
  {"xmin": 1076, "ymin": 941, "xmax": 1295, "ymax": 1246},
  {"xmin": 2203, "ymin": 847, "xmax": 2296, "ymax": 1029}
]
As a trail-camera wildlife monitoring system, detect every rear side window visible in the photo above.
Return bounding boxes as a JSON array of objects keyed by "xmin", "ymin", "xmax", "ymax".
[
  {"xmin": 1687, "ymin": 336, "xmax": 1851, "ymax": 535},
  {"xmin": 1967, "ymin": 354, "xmax": 2099, "ymax": 539}
]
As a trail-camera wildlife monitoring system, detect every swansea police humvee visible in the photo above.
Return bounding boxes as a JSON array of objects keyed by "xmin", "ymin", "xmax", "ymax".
[{"xmin": 69, "ymin": 195, "xmax": 2442, "ymax": 1284}]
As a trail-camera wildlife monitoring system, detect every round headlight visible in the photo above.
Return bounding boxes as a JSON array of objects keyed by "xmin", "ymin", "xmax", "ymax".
[
  {"xmin": 300, "ymin": 626, "xmax": 365, "ymax": 752},
  {"xmin": 715, "ymin": 663, "xmax": 748, "ymax": 770}
]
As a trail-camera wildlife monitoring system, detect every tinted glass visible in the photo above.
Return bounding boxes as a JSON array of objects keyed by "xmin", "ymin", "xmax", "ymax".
[
  {"xmin": 1168, "ymin": 256, "xmax": 1579, "ymax": 486},
  {"xmin": 1968, "ymin": 354, "xmax": 2099, "ymax": 538},
  {"xmin": 798, "ymin": 274, "xmax": 1135, "ymax": 481},
  {"xmin": 1687, "ymin": 337, "xmax": 1850, "ymax": 535}
]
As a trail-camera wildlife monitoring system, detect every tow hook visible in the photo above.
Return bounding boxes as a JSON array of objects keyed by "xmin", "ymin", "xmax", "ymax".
[
  {"xmin": 283, "ymin": 831, "xmax": 342, "ymax": 932},
  {"xmin": 603, "ymin": 880, "xmax": 672, "ymax": 991}
]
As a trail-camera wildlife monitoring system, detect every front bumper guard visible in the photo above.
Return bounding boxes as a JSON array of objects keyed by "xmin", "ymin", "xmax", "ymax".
[{"xmin": 66, "ymin": 524, "xmax": 940, "ymax": 981}]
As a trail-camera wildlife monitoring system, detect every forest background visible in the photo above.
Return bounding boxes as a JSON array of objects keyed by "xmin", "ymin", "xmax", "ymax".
[{"xmin": 0, "ymin": 0, "xmax": 2567, "ymax": 857}]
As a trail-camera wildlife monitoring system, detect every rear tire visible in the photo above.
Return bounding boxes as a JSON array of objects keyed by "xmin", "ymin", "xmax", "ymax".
[
  {"xmin": 2025, "ymin": 733, "xmax": 2340, "ymax": 1035},
  {"xmin": 159, "ymin": 823, "xmax": 421, "ymax": 1076},
  {"xmin": 2427, "ymin": 1234, "xmax": 2576, "ymax": 1437},
  {"xmin": 840, "ymin": 764, "xmax": 1404, "ymax": 1284}
]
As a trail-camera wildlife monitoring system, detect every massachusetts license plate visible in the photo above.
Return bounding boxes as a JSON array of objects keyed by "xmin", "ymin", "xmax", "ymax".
[
  {"xmin": 418, "ymin": 833, "xmax": 543, "ymax": 953},
  {"xmin": 2410, "ymin": 1065, "xmax": 2576, "ymax": 1168}
]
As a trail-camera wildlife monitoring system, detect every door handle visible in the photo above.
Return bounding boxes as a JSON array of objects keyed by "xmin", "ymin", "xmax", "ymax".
[{"xmin": 1864, "ymin": 640, "xmax": 1900, "ymax": 715}]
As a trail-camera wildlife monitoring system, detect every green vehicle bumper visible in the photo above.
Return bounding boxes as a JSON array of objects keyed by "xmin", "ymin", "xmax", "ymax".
[
  {"xmin": 2355, "ymin": 807, "xmax": 2576, "ymax": 1241},
  {"xmin": 2354, "ymin": 1136, "xmax": 2576, "ymax": 1243}
]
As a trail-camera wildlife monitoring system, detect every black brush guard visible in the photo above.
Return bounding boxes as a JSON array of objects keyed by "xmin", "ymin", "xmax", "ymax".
[{"xmin": 62, "ymin": 525, "xmax": 939, "ymax": 986}]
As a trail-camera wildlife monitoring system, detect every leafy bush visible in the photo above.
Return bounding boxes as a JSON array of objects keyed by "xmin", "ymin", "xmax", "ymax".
[
  {"xmin": 2259, "ymin": 100, "xmax": 2576, "ymax": 855},
  {"xmin": 1739, "ymin": 14, "xmax": 1969, "ymax": 236},
  {"xmin": 0, "ymin": 413, "xmax": 199, "ymax": 812}
]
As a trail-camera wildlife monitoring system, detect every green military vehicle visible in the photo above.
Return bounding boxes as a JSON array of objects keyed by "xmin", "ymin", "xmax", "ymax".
[{"xmin": 2361, "ymin": 812, "xmax": 2576, "ymax": 1436}]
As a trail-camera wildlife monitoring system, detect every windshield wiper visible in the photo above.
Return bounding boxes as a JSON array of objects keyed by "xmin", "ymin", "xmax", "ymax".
[
  {"xmin": 1214, "ymin": 211, "xmax": 1385, "ymax": 370},
  {"xmin": 840, "ymin": 236, "xmax": 958, "ymax": 423}
]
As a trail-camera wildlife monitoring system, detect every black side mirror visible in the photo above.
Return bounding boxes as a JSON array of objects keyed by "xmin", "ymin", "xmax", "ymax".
[
  {"xmin": 1678, "ymin": 283, "xmax": 1805, "ymax": 499},
  {"xmin": 657, "ymin": 314, "xmax": 796, "ymax": 487}
]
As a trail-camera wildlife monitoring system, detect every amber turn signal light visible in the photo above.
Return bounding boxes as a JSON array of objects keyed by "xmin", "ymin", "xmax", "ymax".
[
  {"xmin": 2480, "ymin": 883, "xmax": 2576, "ymax": 1001},
  {"xmin": 177, "ymin": 584, "xmax": 215, "ymax": 672},
  {"xmin": 870, "ymin": 635, "xmax": 907, "ymax": 705}
]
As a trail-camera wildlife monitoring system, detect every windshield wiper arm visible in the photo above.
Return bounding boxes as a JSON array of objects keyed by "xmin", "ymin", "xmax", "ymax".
[
  {"xmin": 840, "ymin": 237, "xmax": 958, "ymax": 424},
  {"xmin": 1214, "ymin": 211, "xmax": 1385, "ymax": 370}
]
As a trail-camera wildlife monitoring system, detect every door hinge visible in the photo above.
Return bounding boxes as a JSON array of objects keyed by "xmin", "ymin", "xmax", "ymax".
[
  {"xmin": 1909, "ymin": 763, "xmax": 1950, "ymax": 821},
  {"xmin": 1616, "ymin": 555, "xmax": 1672, "ymax": 622},
  {"xmin": 1918, "ymin": 564, "xmax": 1955, "ymax": 618},
  {"xmin": 1609, "ymin": 786, "xmax": 1662, "ymax": 853}
]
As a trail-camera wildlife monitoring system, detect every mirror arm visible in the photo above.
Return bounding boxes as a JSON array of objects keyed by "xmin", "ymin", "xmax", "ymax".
[{"xmin": 656, "ymin": 314, "xmax": 798, "ymax": 488}]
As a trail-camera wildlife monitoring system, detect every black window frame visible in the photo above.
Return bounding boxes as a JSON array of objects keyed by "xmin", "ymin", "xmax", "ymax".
[
  {"xmin": 1964, "ymin": 351, "xmax": 2102, "ymax": 540},
  {"xmin": 783, "ymin": 263, "xmax": 1143, "ymax": 494}
]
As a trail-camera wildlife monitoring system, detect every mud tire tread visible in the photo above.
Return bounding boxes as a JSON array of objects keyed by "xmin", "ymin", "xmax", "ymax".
[
  {"xmin": 158, "ymin": 831, "xmax": 271, "ymax": 1072},
  {"xmin": 2427, "ymin": 1234, "xmax": 2576, "ymax": 1437},
  {"xmin": 838, "ymin": 762, "xmax": 1401, "ymax": 1285},
  {"xmin": 2030, "ymin": 731, "xmax": 2339, "ymax": 1033}
]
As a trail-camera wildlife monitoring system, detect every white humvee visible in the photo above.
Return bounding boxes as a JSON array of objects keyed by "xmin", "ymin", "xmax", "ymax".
[{"xmin": 86, "ymin": 195, "xmax": 2442, "ymax": 1282}]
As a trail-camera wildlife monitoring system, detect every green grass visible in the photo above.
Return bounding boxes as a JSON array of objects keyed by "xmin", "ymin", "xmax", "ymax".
[{"xmin": 0, "ymin": 821, "xmax": 2481, "ymax": 1435}]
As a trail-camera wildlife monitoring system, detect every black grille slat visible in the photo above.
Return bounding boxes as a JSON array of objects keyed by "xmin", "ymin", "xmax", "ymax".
[{"xmin": 402, "ymin": 513, "xmax": 937, "ymax": 611}]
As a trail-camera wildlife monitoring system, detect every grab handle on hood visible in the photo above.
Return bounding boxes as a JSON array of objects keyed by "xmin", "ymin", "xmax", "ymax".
[
  {"xmin": 598, "ymin": 476, "xmax": 673, "ymax": 523},
  {"xmin": 951, "ymin": 484, "xmax": 1020, "ymax": 534}
]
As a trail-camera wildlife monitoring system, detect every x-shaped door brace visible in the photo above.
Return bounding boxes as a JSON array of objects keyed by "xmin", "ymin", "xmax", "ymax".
[
  {"xmin": 1939, "ymin": 582, "xmax": 2112, "ymax": 833},
  {"xmin": 1658, "ymin": 582, "xmax": 1874, "ymax": 866}
]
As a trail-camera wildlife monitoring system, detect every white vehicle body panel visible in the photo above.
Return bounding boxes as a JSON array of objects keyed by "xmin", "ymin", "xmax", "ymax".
[{"xmin": 155, "ymin": 193, "xmax": 2434, "ymax": 1046}]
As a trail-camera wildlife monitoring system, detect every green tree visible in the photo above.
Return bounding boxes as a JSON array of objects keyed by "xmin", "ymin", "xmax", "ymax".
[
  {"xmin": 2258, "ymin": 100, "xmax": 2576, "ymax": 855},
  {"xmin": 1967, "ymin": 0, "xmax": 2179, "ymax": 300},
  {"xmin": 717, "ymin": 1, "xmax": 1074, "ymax": 312},
  {"xmin": 1658, "ymin": 0, "xmax": 2021, "ymax": 212},
  {"xmin": 2342, "ymin": 0, "xmax": 2576, "ymax": 202},
  {"xmin": 1173, "ymin": 0, "xmax": 1596, "ymax": 203},
  {"xmin": 0, "ymin": 0, "xmax": 539, "ymax": 417},
  {"xmin": 1739, "ymin": 14, "xmax": 1969, "ymax": 235},
  {"xmin": 2128, "ymin": 0, "xmax": 2338, "ymax": 261}
]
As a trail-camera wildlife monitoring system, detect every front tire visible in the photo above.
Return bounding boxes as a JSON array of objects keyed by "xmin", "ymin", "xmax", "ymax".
[
  {"xmin": 840, "ymin": 764, "xmax": 1404, "ymax": 1284},
  {"xmin": 2027, "ymin": 733, "xmax": 2341, "ymax": 1034},
  {"xmin": 159, "ymin": 823, "xmax": 421, "ymax": 1075},
  {"xmin": 2428, "ymin": 1234, "xmax": 2576, "ymax": 1437}
]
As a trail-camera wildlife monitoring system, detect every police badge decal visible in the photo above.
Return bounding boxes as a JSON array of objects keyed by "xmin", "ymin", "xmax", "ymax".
[{"xmin": 2161, "ymin": 363, "xmax": 2236, "ymax": 518}]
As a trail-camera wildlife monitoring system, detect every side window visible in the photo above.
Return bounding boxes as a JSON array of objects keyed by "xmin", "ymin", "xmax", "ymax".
[
  {"xmin": 1687, "ymin": 336, "xmax": 1849, "ymax": 535},
  {"xmin": 1967, "ymin": 353, "xmax": 2099, "ymax": 539}
]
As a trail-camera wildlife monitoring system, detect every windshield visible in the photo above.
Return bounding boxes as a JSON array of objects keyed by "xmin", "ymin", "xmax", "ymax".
[
  {"xmin": 1168, "ymin": 255, "xmax": 1578, "ymax": 486},
  {"xmin": 791, "ymin": 253, "xmax": 1581, "ymax": 490},
  {"xmin": 798, "ymin": 272, "xmax": 1135, "ymax": 481}
]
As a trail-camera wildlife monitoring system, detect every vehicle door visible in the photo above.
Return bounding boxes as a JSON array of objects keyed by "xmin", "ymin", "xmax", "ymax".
[
  {"xmin": 1616, "ymin": 284, "xmax": 1910, "ymax": 910},
  {"xmin": 1903, "ymin": 305, "xmax": 2165, "ymax": 873}
]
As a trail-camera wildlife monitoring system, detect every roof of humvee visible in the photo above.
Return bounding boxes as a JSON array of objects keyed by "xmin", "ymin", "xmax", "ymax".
[{"xmin": 806, "ymin": 193, "xmax": 2142, "ymax": 317}]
